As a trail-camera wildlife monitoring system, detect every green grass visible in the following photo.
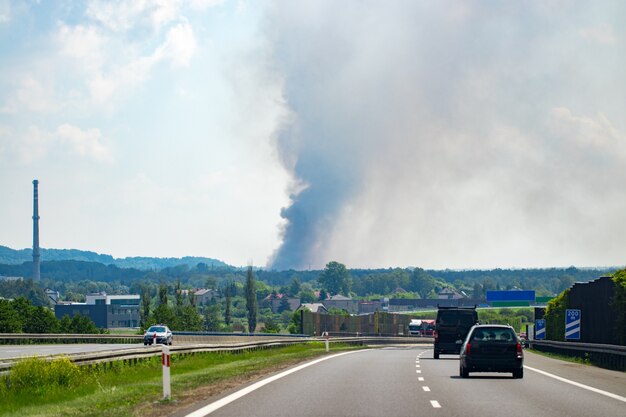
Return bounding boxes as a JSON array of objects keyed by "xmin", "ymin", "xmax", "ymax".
[
  {"xmin": 0, "ymin": 342, "xmax": 362, "ymax": 417},
  {"xmin": 527, "ymin": 348, "xmax": 593, "ymax": 366}
]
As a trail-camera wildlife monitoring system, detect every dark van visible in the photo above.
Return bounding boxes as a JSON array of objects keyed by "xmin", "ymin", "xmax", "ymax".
[{"xmin": 434, "ymin": 306, "xmax": 478, "ymax": 359}]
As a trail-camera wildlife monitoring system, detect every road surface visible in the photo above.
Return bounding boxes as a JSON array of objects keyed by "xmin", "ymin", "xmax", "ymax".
[{"xmin": 177, "ymin": 346, "xmax": 626, "ymax": 417}]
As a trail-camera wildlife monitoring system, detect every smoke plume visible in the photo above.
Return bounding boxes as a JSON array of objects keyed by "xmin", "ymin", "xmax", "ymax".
[{"xmin": 267, "ymin": 1, "xmax": 626, "ymax": 270}]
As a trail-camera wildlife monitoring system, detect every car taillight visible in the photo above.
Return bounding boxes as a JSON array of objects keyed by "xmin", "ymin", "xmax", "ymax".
[
  {"xmin": 516, "ymin": 342, "xmax": 523, "ymax": 356},
  {"xmin": 434, "ymin": 330, "xmax": 438, "ymax": 342},
  {"xmin": 465, "ymin": 343, "xmax": 471, "ymax": 356}
]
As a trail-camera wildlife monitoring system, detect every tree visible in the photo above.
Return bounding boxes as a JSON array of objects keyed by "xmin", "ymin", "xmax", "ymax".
[
  {"xmin": 24, "ymin": 306, "xmax": 59, "ymax": 333},
  {"xmin": 0, "ymin": 300, "xmax": 21, "ymax": 332},
  {"xmin": 224, "ymin": 283, "xmax": 232, "ymax": 326},
  {"xmin": 204, "ymin": 303, "xmax": 221, "ymax": 331},
  {"xmin": 178, "ymin": 305, "xmax": 203, "ymax": 331},
  {"xmin": 140, "ymin": 285, "xmax": 151, "ymax": 328},
  {"xmin": 409, "ymin": 268, "xmax": 437, "ymax": 298},
  {"xmin": 245, "ymin": 266, "xmax": 257, "ymax": 333},
  {"xmin": 278, "ymin": 297, "xmax": 291, "ymax": 313},
  {"xmin": 289, "ymin": 277, "xmax": 301, "ymax": 297},
  {"xmin": 158, "ymin": 282, "xmax": 168, "ymax": 305},
  {"xmin": 319, "ymin": 289, "xmax": 328, "ymax": 301},
  {"xmin": 611, "ymin": 268, "xmax": 626, "ymax": 345},
  {"xmin": 263, "ymin": 316, "xmax": 280, "ymax": 333},
  {"xmin": 318, "ymin": 261, "xmax": 351, "ymax": 296}
]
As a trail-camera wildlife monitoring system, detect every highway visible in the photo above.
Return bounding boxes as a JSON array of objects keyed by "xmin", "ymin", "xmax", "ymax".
[
  {"xmin": 0, "ymin": 344, "xmax": 141, "ymax": 359},
  {"xmin": 177, "ymin": 346, "xmax": 626, "ymax": 417}
]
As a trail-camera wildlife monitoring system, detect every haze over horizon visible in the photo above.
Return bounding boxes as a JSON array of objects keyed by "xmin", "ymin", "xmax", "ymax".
[{"xmin": 1, "ymin": 1, "xmax": 625, "ymax": 270}]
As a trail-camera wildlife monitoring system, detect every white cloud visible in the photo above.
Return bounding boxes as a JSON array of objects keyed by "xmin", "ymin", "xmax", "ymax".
[
  {"xmin": 580, "ymin": 24, "xmax": 617, "ymax": 44},
  {"xmin": 1, "ymin": 76, "xmax": 57, "ymax": 114},
  {"xmin": 56, "ymin": 124, "xmax": 113, "ymax": 162},
  {"xmin": 0, "ymin": 0, "xmax": 10, "ymax": 23},
  {"xmin": 86, "ymin": 0, "xmax": 182, "ymax": 32},
  {"xmin": 0, "ymin": 124, "xmax": 112, "ymax": 165},
  {"xmin": 155, "ymin": 22, "xmax": 197, "ymax": 67}
]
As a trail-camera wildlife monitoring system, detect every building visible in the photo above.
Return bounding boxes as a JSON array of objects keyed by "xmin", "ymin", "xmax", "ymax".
[
  {"xmin": 298, "ymin": 303, "xmax": 328, "ymax": 314},
  {"xmin": 438, "ymin": 287, "xmax": 465, "ymax": 300},
  {"xmin": 55, "ymin": 292, "xmax": 140, "ymax": 328},
  {"xmin": 192, "ymin": 288, "xmax": 220, "ymax": 306},
  {"xmin": 263, "ymin": 293, "xmax": 301, "ymax": 313},
  {"xmin": 45, "ymin": 289, "xmax": 60, "ymax": 304},
  {"xmin": 323, "ymin": 295, "xmax": 359, "ymax": 314}
]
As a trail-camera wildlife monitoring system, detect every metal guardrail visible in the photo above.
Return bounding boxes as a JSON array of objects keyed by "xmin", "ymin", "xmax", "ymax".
[
  {"xmin": 0, "ymin": 336, "xmax": 433, "ymax": 376},
  {"xmin": 529, "ymin": 340, "xmax": 626, "ymax": 371},
  {"xmin": 0, "ymin": 333, "xmax": 142, "ymax": 344}
]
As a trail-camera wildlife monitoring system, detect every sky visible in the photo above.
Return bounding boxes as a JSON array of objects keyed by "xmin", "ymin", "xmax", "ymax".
[{"xmin": 0, "ymin": 1, "xmax": 625, "ymax": 270}]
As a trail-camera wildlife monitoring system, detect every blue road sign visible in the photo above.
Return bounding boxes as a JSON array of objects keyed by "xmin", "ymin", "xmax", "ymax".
[
  {"xmin": 535, "ymin": 319, "xmax": 546, "ymax": 340},
  {"xmin": 565, "ymin": 309, "xmax": 581, "ymax": 340}
]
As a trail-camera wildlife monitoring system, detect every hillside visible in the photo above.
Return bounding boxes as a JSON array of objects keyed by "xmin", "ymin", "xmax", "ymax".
[{"xmin": 0, "ymin": 245, "xmax": 229, "ymax": 270}]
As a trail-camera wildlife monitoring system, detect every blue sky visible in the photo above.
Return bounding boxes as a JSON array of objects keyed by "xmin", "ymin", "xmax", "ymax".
[{"xmin": 1, "ymin": 1, "xmax": 625, "ymax": 270}]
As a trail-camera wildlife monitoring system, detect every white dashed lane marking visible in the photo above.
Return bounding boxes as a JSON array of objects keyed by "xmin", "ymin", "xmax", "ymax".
[
  {"xmin": 422, "ymin": 386, "xmax": 431, "ymax": 392},
  {"xmin": 430, "ymin": 400, "xmax": 441, "ymax": 408},
  {"xmin": 418, "ymin": 377, "xmax": 424, "ymax": 381}
]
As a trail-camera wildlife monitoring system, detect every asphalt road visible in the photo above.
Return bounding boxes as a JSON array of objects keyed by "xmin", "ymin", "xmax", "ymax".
[
  {"xmin": 0, "ymin": 344, "xmax": 141, "ymax": 359},
  {"xmin": 178, "ymin": 347, "xmax": 626, "ymax": 417}
]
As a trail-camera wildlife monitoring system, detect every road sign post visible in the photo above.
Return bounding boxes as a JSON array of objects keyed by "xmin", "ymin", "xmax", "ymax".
[
  {"xmin": 565, "ymin": 309, "xmax": 581, "ymax": 340},
  {"xmin": 162, "ymin": 345, "xmax": 171, "ymax": 400},
  {"xmin": 323, "ymin": 331, "xmax": 330, "ymax": 352},
  {"xmin": 535, "ymin": 319, "xmax": 546, "ymax": 340}
]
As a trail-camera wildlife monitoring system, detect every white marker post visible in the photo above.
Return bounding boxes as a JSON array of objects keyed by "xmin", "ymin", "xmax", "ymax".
[
  {"xmin": 324, "ymin": 332, "xmax": 330, "ymax": 352},
  {"xmin": 162, "ymin": 345, "xmax": 171, "ymax": 400}
]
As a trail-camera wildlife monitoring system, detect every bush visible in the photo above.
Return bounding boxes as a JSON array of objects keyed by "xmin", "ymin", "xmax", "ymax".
[
  {"xmin": 9, "ymin": 357, "xmax": 81, "ymax": 393},
  {"xmin": 611, "ymin": 269, "xmax": 626, "ymax": 345},
  {"xmin": 544, "ymin": 289, "xmax": 569, "ymax": 341}
]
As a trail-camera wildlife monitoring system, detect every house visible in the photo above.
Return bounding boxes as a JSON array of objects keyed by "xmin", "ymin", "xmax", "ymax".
[
  {"xmin": 55, "ymin": 292, "xmax": 140, "ymax": 328},
  {"xmin": 263, "ymin": 293, "xmax": 301, "ymax": 313},
  {"xmin": 193, "ymin": 288, "xmax": 220, "ymax": 305},
  {"xmin": 298, "ymin": 303, "xmax": 328, "ymax": 314},
  {"xmin": 438, "ymin": 287, "xmax": 464, "ymax": 300},
  {"xmin": 323, "ymin": 294, "xmax": 358, "ymax": 314}
]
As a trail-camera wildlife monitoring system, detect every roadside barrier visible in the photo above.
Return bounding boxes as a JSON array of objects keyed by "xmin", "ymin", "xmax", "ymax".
[
  {"xmin": 530, "ymin": 340, "xmax": 626, "ymax": 371},
  {"xmin": 0, "ymin": 336, "xmax": 432, "ymax": 376}
]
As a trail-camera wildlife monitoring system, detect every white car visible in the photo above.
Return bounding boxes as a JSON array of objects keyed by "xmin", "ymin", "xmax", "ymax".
[{"xmin": 143, "ymin": 325, "xmax": 173, "ymax": 345}]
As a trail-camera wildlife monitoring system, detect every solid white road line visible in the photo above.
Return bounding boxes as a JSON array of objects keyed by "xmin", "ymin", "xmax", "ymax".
[
  {"xmin": 422, "ymin": 386, "xmax": 430, "ymax": 392},
  {"xmin": 525, "ymin": 365, "xmax": 626, "ymax": 404},
  {"xmin": 183, "ymin": 350, "xmax": 368, "ymax": 417},
  {"xmin": 430, "ymin": 400, "xmax": 441, "ymax": 408}
]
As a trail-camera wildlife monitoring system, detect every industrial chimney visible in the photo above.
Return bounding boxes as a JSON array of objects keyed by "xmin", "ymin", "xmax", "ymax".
[{"xmin": 32, "ymin": 179, "xmax": 40, "ymax": 281}]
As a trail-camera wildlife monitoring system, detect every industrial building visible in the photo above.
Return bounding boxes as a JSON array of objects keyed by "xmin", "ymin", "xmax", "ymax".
[{"xmin": 55, "ymin": 292, "xmax": 140, "ymax": 329}]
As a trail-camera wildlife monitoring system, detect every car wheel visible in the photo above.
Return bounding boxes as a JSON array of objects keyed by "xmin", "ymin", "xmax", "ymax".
[
  {"xmin": 461, "ymin": 366, "xmax": 469, "ymax": 378},
  {"xmin": 434, "ymin": 351, "xmax": 439, "ymax": 359},
  {"xmin": 513, "ymin": 368, "xmax": 523, "ymax": 379}
]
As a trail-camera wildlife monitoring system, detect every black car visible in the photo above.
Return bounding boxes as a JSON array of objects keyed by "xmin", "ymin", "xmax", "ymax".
[
  {"xmin": 143, "ymin": 325, "xmax": 173, "ymax": 345},
  {"xmin": 433, "ymin": 306, "xmax": 478, "ymax": 359},
  {"xmin": 459, "ymin": 324, "xmax": 524, "ymax": 378}
]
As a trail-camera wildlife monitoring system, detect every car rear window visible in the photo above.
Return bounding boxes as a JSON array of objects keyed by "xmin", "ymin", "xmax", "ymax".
[
  {"xmin": 437, "ymin": 310, "xmax": 476, "ymax": 326},
  {"xmin": 471, "ymin": 328, "xmax": 516, "ymax": 342}
]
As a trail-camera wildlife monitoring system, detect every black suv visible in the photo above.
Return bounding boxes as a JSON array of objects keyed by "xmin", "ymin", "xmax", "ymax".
[{"xmin": 433, "ymin": 306, "xmax": 478, "ymax": 359}]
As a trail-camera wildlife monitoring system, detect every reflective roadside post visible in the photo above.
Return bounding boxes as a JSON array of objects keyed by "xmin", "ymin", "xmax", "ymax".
[
  {"xmin": 162, "ymin": 345, "xmax": 171, "ymax": 400},
  {"xmin": 323, "ymin": 331, "xmax": 330, "ymax": 352}
]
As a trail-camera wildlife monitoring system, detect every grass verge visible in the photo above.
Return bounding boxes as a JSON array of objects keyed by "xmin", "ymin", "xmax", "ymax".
[
  {"xmin": 527, "ymin": 348, "xmax": 593, "ymax": 366},
  {"xmin": 0, "ymin": 342, "xmax": 363, "ymax": 417}
]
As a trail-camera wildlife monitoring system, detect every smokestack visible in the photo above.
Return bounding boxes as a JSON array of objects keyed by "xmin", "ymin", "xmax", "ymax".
[{"xmin": 32, "ymin": 179, "xmax": 40, "ymax": 281}]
